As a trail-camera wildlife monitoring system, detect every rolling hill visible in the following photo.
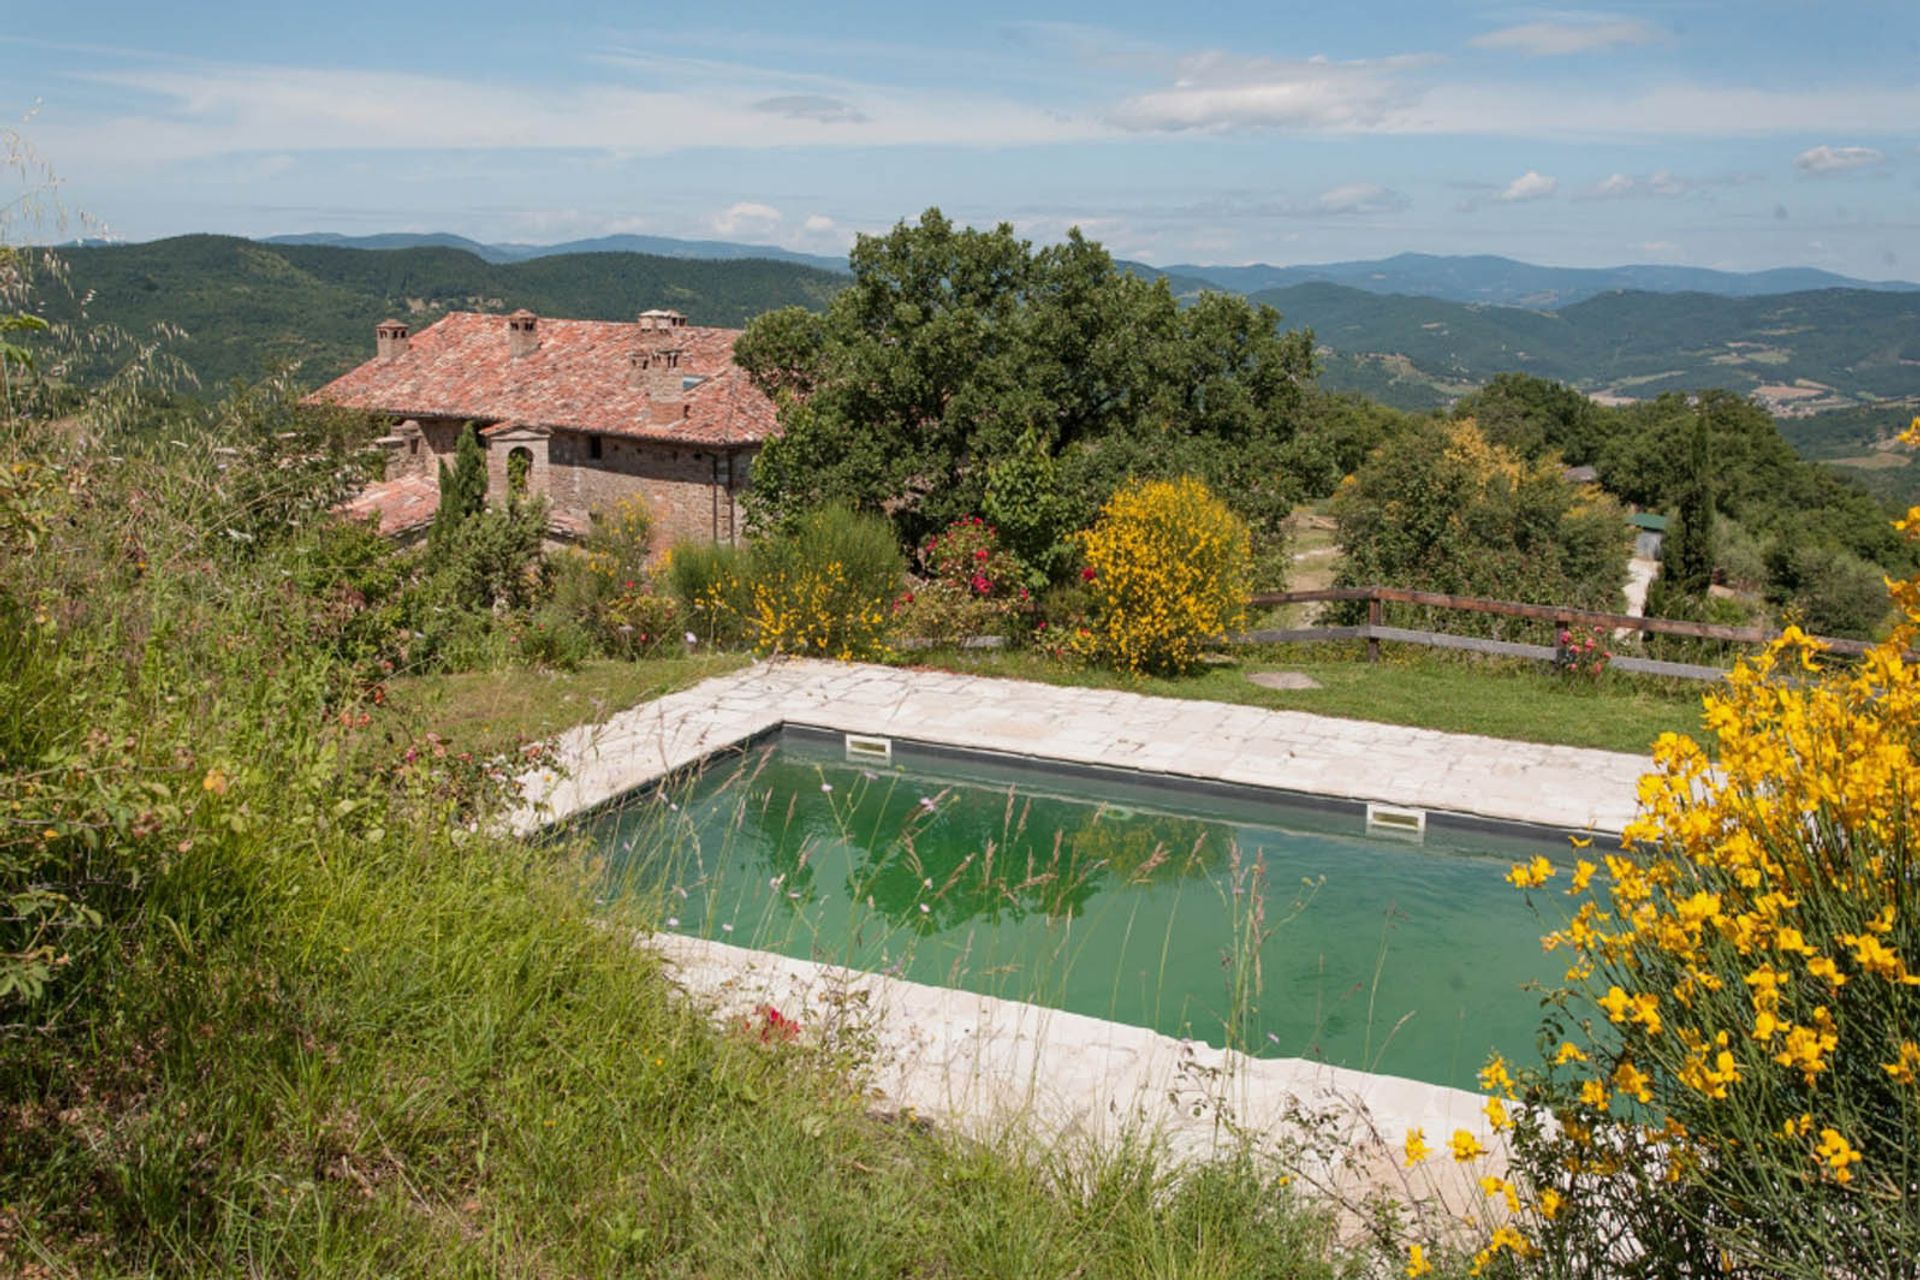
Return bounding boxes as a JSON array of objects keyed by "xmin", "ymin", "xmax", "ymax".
[
  {"xmin": 1249, "ymin": 281, "xmax": 1920, "ymax": 412},
  {"xmin": 40, "ymin": 235, "xmax": 847, "ymax": 387},
  {"xmin": 38, "ymin": 236, "xmax": 1920, "ymax": 433}
]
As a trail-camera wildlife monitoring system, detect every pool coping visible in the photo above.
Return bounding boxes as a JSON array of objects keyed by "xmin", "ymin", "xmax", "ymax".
[{"xmin": 512, "ymin": 658, "xmax": 1645, "ymax": 840}]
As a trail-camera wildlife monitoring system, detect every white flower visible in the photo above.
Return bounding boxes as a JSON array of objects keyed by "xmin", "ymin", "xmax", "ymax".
[
  {"xmin": 820, "ymin": 782, "xmax": 833, "ymax": 793},
  {"xmin": 685, "ymin": 631, "xmax": 698, "ymax": 646},
  {"xmin": 721, "ymin": 922, "xmax": 734, "ymax": 933},
  {"xmin": 770, "ymin": 874, "xmax": 784, "ymax": 888},
  {"xmin": 665, "ymin": 916, "xmax": 680, "ymax": 928},
  {"xmin": 919, "ymin": 903, "xmax": 930, "ymax": 914}
]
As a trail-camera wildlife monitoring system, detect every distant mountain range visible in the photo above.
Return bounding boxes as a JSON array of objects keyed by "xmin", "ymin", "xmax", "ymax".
[
  {"xmin": 260, "ymin": 233, "xmax": 1920, "ymax": 310},
  {"xmin": 262, "ymin": 231, "xmax": 849, "ymax": 274},
  {"xmin": 1164, "ymin": 253, "xmax": 1920, "ymax": 309}
]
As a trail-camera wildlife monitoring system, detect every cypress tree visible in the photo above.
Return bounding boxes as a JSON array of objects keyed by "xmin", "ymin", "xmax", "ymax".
[
  {"xmin": 431, "ymin": 426, "xmax": 488, "ymax": 545},
  {"xmin": 1662, "ymin": 408, "xmax": 1716, "ymax": 596}
]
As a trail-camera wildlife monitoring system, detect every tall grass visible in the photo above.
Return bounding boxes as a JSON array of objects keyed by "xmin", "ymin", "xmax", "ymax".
[{"xmin": 1, "ymin": 388, "xmax": 1356, "ymax": 1275}]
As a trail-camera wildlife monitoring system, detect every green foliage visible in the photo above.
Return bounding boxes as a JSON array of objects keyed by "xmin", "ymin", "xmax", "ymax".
[
  {"xmin": 728, "ymin": 506, "xmax": 904, "ymax": 659},
  {"xmin": 896, "ymin": 516, "xmax": 1034, "ymax": 646},
  {"xmin": 663, "ymin": 540, "xmax": 750, "ymax": 645},
  {"xmin": 982, "ymin": 428, "xmax": 1076, "ymax": 585},
  {"xmin": 1330, "ymin": 419, "xmax": 1629, "ymax": 628},
  {"xmin": 1767, "ymin": 542, "xmax": 1892, "ymax": 639},
  {"xmin": 1662, "ymin": 410, "xmax": 1717, "ymax": 596},
  {"xmin": 423, "ymin": 498, "xmax": 548, "ymax": 615},
  {"xmin": 430, "ymin": 426, "xmax": 488, "ymax": 544},
  {"xmin": 1452, "ymin": 372, "xmax": 1609, "ymax": 464},
  {"xmin": 737, "ymin": 210, "xmax": 1315, "ymax": 551}
]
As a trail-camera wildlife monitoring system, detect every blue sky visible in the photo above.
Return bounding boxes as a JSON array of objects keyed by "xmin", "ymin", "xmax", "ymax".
[{"xmin": 5, "ymin": 1, "xmax": 1917, "ymax": 275}]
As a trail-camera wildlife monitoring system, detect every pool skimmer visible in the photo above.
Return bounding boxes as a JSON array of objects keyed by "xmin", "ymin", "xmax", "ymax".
[
  {"xmin": 1365, "ymin": 802, "xmax": 1428, "ymax": 841},
  {"xmin": 844, "ymin": 733, "xmax": 894, "ymax": 765}
]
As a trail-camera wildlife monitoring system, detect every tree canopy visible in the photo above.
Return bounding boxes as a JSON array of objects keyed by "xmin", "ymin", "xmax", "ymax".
[{"xmin": 733, "ymin": 210, "xmax": 1317, "ymax": 566}]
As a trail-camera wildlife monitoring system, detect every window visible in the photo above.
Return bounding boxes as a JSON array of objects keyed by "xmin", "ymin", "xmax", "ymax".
[
  {"xmin": 589, "ymin": 434, "xmax": 602, "ymax": 460},
  {"xmin": 507, "ymin": 446, "xmax": 533, "ymax": 498}
]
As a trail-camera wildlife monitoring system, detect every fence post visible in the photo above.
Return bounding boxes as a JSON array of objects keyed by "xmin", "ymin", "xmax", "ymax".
[
  {"xmin": 1366, "ymin": 594, "xmax": 1382, "ymax": 664},
  {"xmin": 1554, "ymin": 613, "xmax": 1571, "ymax": 673}
]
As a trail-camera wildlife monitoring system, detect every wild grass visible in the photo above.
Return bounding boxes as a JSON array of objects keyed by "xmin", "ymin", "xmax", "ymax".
[{"xmin": 1, "ymin": 403, "xmax": 1360, "ymax": 1277}]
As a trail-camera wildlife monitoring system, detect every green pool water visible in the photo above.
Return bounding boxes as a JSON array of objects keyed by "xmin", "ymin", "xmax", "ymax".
[{"xmin": 583, "ymin": 734, "xmax": 1572, "ymax": 1091}]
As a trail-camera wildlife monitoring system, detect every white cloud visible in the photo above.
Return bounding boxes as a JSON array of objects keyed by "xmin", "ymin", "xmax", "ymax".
[
  {"xmin": 1499, "ymin": 170, "xmax": 1558, "ymax": 202},
  {"xmin": 753, "ymin": 94, "xmax": 868, "ymax": 125},
  {"xmin": 1109, "ymin": 52, "xmax": 1429, "ymax": 133},
  {"xmin": 710, "ymin": 201, "xmax": 782, "ymax": 236},
  {"xmin": 1312, "ymin": 182, "xmax": 1411, "ymax": 215},
  {"xmin": 802, "ymin": 213, "xmax": 836, "ymax": 233},
  {"xmin": 1582, "ymin": 169, "xmax": 1699, "ymax": 199},
  {"xmin": 46, "ymin": 60, "xmax": 1097, "ymax": 164},
  {"xmin": 1632, "ymin": 241, "xmax": 1681, "ymax": 255},
  {"xmin": 1469, "ymin": 19, "xmax": 1661, "ymax": 57},
  {"xmin": 1794, "ymin": 144, "xmax": 1885, "ymax": 175}
]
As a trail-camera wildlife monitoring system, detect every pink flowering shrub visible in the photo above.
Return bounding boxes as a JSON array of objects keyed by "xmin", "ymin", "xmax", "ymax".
[
  {"xmin": 894, "ymin": 516, "xmax": 1035, "ymax": 646},
  {"xmin": 1553, "ymin": 622, "xmax": 1613, "ymax": 679}
]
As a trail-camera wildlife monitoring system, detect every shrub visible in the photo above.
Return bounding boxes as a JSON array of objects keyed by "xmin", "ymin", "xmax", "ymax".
[
  {"xmin": 1070, "ymin": 476, "xmax": 1251, "ymax": 676},
  {"xmin": 1330, "ymin": 419, "xmax": 1629, "ymax": 636},
  {"xmin": 600, "ymin": 587, "xmax": 684, "ymax": 658},
  {"xmin": 664, "ymin": 540, "xmax": 750, "ymax": 646},
  {"xmin": 982, "ymin": 430, "xmax": 1076, "ymax": 586},
  {"xmin": 513, "ymin": 610, "xmax": 598, "ymax": 670},
  {"xmin": 895, "ymin": 516, "xmax": 1034, "ymax": 646},
  {"xmin": 423, "ymin": 499, "xmax": 547, "ymax": 615},
  {"xmin": 738, "ymin": 506, "xmax": 902, "ymax": 660},
  {"xmin": 581, "ymin": 494, "xmax": 655, "ymax": 584},
  {"xmin": 1429, "ymin": 448, "xmax": 1920, "ymax": 1278},
  {"xmin": 1768, "ymin": 541, "xmax": 1891, "ymax": 640}
]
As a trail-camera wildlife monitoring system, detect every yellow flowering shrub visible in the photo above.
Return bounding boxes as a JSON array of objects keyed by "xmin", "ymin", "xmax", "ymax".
[
  {"xmin": 1070, "ymin": 476, "xmax": 1251, "ymax": 676},
  {"xmin": 731, "ymin": 505, "xmax": 902, "ymax": 661},
  {"xmin": 1425, "ymin": 417, "xmax": 1920, "ymax": 1278}
]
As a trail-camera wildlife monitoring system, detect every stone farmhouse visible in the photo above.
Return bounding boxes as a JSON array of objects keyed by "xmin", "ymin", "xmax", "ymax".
[{"xmin": 313, "ymin": 308, "xmax": 775, "ymax": 546}]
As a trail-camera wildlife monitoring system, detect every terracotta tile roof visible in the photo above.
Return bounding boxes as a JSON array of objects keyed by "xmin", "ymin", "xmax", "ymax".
[
  {"xmin": 339, "ymin": 473, "xmax": 439, "ymax": 537},
  {"xmin": 309, "ymin": 311, "xmax": 778, "ymax": 446}
]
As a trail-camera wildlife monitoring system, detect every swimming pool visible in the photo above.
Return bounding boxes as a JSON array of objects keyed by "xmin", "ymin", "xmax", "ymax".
[{"xmin": 581, "ymin": 729, "xmax": 1574, "ymax": 1091}]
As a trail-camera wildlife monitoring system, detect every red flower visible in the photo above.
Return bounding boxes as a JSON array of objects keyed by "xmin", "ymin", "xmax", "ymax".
[
  {"xmin": 749, "ymin": 1004, "xmax": 801, "ymax": 1043},
  {"xmin": 1080, "ymin": 566, "xmax": 1097, "ymax": 582},
  {"xmin": 971, "ymin": 574, "xmax": 992, "ymax": 594},
  {"xmin": 974, "ymin": 547, "xmax": 989, "ymax": 561}
]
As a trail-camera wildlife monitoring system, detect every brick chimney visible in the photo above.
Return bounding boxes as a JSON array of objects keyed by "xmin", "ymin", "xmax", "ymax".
[
  {"xmin": 506, "ymin": 309, "xmax": 538, "ymax": 359},
  {"xmin": 635, "ymin": 347, "xmax": 686, "ymax": 424},
  {"xmin": 375, "ymin": 319, "xmax": 410, "ymax": 361}
]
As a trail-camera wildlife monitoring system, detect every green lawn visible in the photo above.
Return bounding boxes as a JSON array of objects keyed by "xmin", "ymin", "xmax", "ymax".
[
  {"xmin": 396, "ymin": 652, "xmax": 749, "ymax": 755},
  {"xmin": 905, "ymin": 644, "xmax": 1707, "ymax": 756}
]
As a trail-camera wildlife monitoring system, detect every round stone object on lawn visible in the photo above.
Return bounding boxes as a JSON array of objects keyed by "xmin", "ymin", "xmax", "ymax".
[{"xmin": 1247, "ymin": 670, "xmax": 1322, "ymax": 691}]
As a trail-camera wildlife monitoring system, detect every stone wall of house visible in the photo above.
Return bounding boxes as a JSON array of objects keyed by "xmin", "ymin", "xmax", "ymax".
[
  {"xmin": 542, "ymin": 431, "xmax": 751, "ymax": 547},
  {"xmin": 369, "ymin": 415, "xmax": 751, "ymax": 549}
]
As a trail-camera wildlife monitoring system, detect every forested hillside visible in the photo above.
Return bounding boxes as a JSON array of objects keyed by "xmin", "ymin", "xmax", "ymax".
[
  {"xmin": 38, "ymin": 235, "xmax": 847, "ymax": 387},
  {"xmin": 1258, "ymin": 282, "xmax": 1920, "ymax": 410},
  {"xmin": 41, "ymin": 236, "xmax": 1920, "ymax": 416}
]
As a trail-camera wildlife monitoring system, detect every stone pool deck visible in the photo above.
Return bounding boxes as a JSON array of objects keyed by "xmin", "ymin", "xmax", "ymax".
[
  {"xmin": 510, "ymin": 658, "xmax": 1648, "ymax": 1197},
  {"xmin": 512, "ymin": 657, "xmax": 1646, "ymax": 837}
]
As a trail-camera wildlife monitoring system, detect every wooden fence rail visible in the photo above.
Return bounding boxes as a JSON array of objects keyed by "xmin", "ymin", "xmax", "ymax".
[{"xmin": 1233, "ymin": 585, "xmax": 1884, "ymax": 681}]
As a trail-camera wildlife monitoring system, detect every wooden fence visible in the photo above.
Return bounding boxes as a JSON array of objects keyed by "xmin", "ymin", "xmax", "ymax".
[{"xmin": 1234, "ymin": 586, "xmax": 1880, "ymax": 682}]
